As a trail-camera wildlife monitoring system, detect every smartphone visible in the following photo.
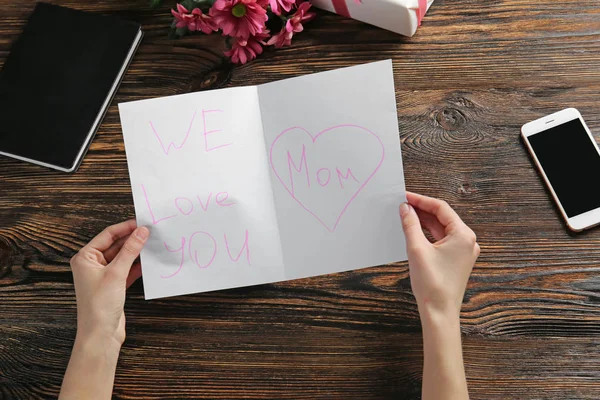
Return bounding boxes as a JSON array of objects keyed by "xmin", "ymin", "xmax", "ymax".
[{"xmin": 521, "ymin": 108, "xmax": 600, "ymax": 232}]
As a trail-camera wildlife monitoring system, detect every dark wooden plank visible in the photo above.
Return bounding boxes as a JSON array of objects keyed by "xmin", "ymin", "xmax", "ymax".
[{"xmin": 2, "ymin": 0, "xmax": 600, "ymax": 398}]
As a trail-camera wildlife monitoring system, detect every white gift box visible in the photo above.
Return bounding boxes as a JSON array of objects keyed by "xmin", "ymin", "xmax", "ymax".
[{"xmin": 311, "ymin": 0, "xmax": 434, "ymax": 37}]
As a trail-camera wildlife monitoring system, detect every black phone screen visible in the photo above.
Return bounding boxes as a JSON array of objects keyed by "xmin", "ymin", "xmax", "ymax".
[{"xmin": 528, "ymin": 118, "xmax": 600, "ymax": 217}]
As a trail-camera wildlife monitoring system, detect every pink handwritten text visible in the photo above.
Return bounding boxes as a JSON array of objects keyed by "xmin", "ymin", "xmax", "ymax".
[
  {"xmin": 270, "ymin": 125, "xmax": 385, "ymax": 232},
  {"xmin": 336, "ymin": 168, "xmax": 360, "ymax": 189},
  {"xmin": 142, "ymin": 185, "xmax": 236, "ymax": 225},
  {"xmin": 202, "ymin": 109, "xmax": 232, "ymax": 152},
  {"xmin": 161, "ymin": 229, "xmax": 251, "ymax": 279},
  {"xmin": 285, "ymin": 145, "xmax": 361, "ymax": 192},
  {"xmin": 287, "ymin": 145, "xmax": 310, "ymax": 195},
  {"xmin": 150, "ymin": 111, "xmax": 197, "ymax": 156},
  {"xmin": 149, "ymin": 109, "xmax": 232, "ymax": 155}
]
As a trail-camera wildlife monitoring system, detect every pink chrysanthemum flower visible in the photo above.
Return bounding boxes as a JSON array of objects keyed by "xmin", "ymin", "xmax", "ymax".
[
  {"xmin": 225, "ymin": 31, "xmax": 270, "ymax": 64},
  {"xmin": 171, "ymin": 4, "xmax": 217, "ymax": 34},
  {"xmin": 171, "ymin": 4, "xmax": 191, "ymax": 28},
  {"xmin": 210, "ymin": 0, "xmax": 268, "ymax": 39},
  {"xmin": 268, "ymin": 0, "xmax": 295, "ymax": 15},
  {"xmin": 267, "ymin": 1, "xmax": 315, "ymax": 48}
]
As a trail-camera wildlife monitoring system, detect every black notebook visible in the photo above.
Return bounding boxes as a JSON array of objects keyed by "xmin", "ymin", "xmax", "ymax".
[{"xmin": 0, "ymin": 3, "xmax": 142, "ymax": 172}]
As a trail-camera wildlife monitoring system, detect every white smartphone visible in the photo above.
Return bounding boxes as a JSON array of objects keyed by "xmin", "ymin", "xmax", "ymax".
[{"xmin": 521, "ymin": 108, "xmax": 600, "ymax": 232}]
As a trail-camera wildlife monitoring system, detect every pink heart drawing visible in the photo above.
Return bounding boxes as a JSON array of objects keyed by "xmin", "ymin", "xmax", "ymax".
[{"xmin": 269, "ymin": 125, "xmax": 385, "ymax": 232}]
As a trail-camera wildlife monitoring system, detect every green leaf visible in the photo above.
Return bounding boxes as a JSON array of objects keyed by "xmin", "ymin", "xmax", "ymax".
[
  {"xmin": 193, "ymin": 0, "xmax": 215, "ymax": 6},
  {"xmin": 266, "ymin": 12, "xmax": 285, "ymax": 32},
  {"xmin": 168, "ymin": 26, "xmax": 179, "ymax": 39},
  {"xmin": 149, "ymin": 0, "xmax": 162, "ymax": 8},
  {"xmin": 176, "ymin": 27, "xmax": 189, "ymax": 36},
  {"xmin": 180, "ymin": 0, "xmax": 196, "ymax": 11}
]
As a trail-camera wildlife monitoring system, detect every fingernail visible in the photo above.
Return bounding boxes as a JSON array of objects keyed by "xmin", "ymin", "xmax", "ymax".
[
  {"xmin": 135, "ymin": 226, "xmax": 149, "ymax": 241},
  {"xmin": 400, "ymin": 202, "xmax": 411, "ymax": 217}
]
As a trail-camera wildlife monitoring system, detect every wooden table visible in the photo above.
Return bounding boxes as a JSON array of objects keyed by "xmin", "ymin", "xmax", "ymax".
[{"xmin": 2, "ymin": 0, "xmax": 600, "ymax": 398}]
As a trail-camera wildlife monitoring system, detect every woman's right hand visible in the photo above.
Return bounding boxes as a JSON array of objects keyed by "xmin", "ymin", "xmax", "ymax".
[{"xmin": 400, "ymin": 192, "xmax": 480, "ymax": 319}]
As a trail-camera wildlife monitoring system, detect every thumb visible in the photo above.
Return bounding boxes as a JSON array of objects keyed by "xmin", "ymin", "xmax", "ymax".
[
  {"xmin": 109, "ymin": 226, "xmax": 149, "ymax": 278},
  {"xmin": 399, "ymin": 203, "xmax": 428, "ymax": 249}
]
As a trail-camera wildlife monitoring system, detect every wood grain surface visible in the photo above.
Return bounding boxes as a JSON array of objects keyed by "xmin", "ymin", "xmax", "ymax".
[{"xmin": 2, "ymin": 0, "xmax": 600, "ymax": 398}]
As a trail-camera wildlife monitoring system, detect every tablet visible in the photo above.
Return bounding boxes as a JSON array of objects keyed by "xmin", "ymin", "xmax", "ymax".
[{"xmin": 0, "ymin": 3, "xmax": 142, "ymax": 172}]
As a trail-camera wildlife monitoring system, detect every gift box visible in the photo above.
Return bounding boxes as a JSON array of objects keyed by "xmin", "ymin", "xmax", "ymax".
[{"xmin": 311, "ymin": 0, "xmax": 434, "ymax": 37}]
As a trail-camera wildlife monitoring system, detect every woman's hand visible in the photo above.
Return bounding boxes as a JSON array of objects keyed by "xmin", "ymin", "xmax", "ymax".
[
  {"xmin": 60, "ymin": 220, "xmax": 148, "ymax": 400},
  {"xmin": 70, "ymin": 219, "xmax": 148, "ymax": 345},
  {"xmin": 400, "ymin": 191, "xmax": 479, "ymax": 319},
  {"xmin": 400, "ymin": 191, "xmax": 479, "ymax": 400}
]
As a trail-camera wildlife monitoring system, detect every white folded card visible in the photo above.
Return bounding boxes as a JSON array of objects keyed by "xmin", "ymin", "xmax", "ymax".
[{"xmin": 119, "ymin": 60, "xmax": 407, "ymax": 300}]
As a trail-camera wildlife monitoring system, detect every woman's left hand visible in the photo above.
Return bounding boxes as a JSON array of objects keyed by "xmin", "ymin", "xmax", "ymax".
[{"xmin": 70, "ymin": 219, "xmax": 148, "ymax": 346}]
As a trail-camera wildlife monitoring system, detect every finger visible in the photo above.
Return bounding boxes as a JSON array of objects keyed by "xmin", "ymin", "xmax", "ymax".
[
  {"xmin": 399, "ymin": 203, "xmax": 430, "ymax": 249},
  {"xmin": 86, "ymin": 220, "xmax": 137, "ymax": 252},
  {"xmin": 126, "ymin": 263, "xmax": 143, "ymax": 289},
  {"xmin": 108, "ymin": 227, "xmax": 149, "ymax": 279},
  {"xmin": 414, "ymin": 208, "xmax": 446, "ymax": 241},
  {"xmin": 103, "ymin": 235, "xmax": 129, "ymax": 263},
  {"xmin": 406, "ymin": 192, "xmax": 464, "ymax": 229}
]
